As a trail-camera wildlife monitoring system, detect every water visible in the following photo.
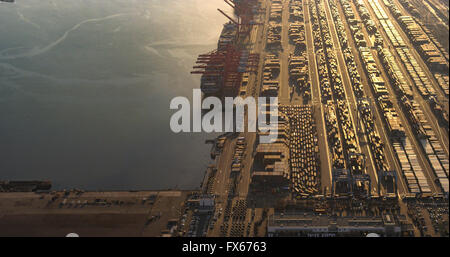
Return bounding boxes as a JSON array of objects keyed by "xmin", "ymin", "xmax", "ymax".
[{"xmin": 0, "ymin": 0, "xmax": 230, "ymax": 190}]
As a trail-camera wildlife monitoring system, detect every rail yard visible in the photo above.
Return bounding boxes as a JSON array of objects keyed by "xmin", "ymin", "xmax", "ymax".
[{"xmin": 0, "ymin": 0, "xmax": 448, "ymax": 237}]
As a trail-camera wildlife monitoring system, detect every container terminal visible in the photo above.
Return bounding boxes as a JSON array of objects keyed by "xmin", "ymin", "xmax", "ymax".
[{"xmin": 0, "ymin": 0, "xmax": 448, "ymax": 237}]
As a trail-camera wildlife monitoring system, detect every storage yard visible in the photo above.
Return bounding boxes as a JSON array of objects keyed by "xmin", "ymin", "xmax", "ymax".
[{"xmin": 1, "ymin": 0, "xmax": 448, "ymax": 237}]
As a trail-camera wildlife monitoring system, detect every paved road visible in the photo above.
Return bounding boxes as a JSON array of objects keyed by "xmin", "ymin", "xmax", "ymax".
[
  {"xmin": 278, "ymin": 0, "xmax": 293, "ymax": 104},
  {"xmin": 304, "ymin": 0, "xmax": 333, "ymax": 193},
  {"xmin": 323, "ymin": 0, "xmax": 379, "ymax": 194},
  {"xmin": 380, "ymin": 0, "xmax": 449, "ymax": 155},
  {"xmin": 334, "ymin": 0, "xmax": 409, "ymax": 195},
  {"xmin": 376, "ymin": 0, "xmax": 450, "ymax": 112},
  {"xmin": 359, "ymin": 0, "xmax": 442, "ymax": 194},
  {"xmin": 208, "ymin": 0, "xmax": 270, "ymax": 236}
]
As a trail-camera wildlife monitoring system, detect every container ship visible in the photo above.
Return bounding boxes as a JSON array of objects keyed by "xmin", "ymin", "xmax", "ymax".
[
  {"xmin": 218, "ymin": 22, "xmax": 238, "ymax": 51},
  {"xmin": 0, "ymin": 181, "xmax": 51, "ymax": 192},
  {"xmin": 191, "ymin": 1, "xmax": 260, "ymax": 100},
  {"xmin": 197, "ymin": 22, "xmax": 239, "ymax": 97}
]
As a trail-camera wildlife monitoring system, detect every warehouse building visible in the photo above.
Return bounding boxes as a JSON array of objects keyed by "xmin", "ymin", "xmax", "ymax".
[{"xmin": 267, "ymin": 212, "xmax": 413, "ymax": 237}]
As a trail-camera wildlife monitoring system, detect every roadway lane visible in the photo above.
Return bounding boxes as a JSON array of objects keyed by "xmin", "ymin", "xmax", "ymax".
[
  {"xmin": 379, "ymin": 0, "xmax": 449, "ymax": 155},
  {"xmin": 279, "ymin": 0, "xmax": 293, "ymax": 104},
  {"xmin": 237, "ymin": 0, "xmax": 270, "ymax": 199},
  {"xmin": 304, "ymin": 0, "xmax": 333, "ymax": 194},
  {"xmin": 344, "ymin": 0, "xmax": 427, "ymax": 195},
  {"xmin": 378, "ymin": 0, "xmax": 449, "ymax": 110},
  {"xmin": 359, "ymin": 0, "xmax": 442, "ymax": 194},
  {"xmin": 209, "ymin": 0, "xmax": 270, "ymax": 236},
  {"xmin": 323, "ymin": 0, "xmax": 379, "ymax": 194},
  {"xmin": 334, "ymin": 0, "xmax": 409, "ymax": 195}
]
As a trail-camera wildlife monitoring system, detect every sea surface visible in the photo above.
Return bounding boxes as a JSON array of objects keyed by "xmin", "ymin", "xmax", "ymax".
[{"xmin": 0, "ymin": 0, "xmax": 230, "ymax": 190}]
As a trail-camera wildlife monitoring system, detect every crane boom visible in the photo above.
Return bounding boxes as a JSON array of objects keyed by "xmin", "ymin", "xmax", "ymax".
[{"xmin": 217, "ymin": 8, "xmax": 239, "ymax": 25}]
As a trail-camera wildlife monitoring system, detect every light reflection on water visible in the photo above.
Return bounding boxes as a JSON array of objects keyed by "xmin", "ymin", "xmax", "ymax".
[{"xmin": 0, "ymin": 0, "xmax": 230, "ymax": 190}]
